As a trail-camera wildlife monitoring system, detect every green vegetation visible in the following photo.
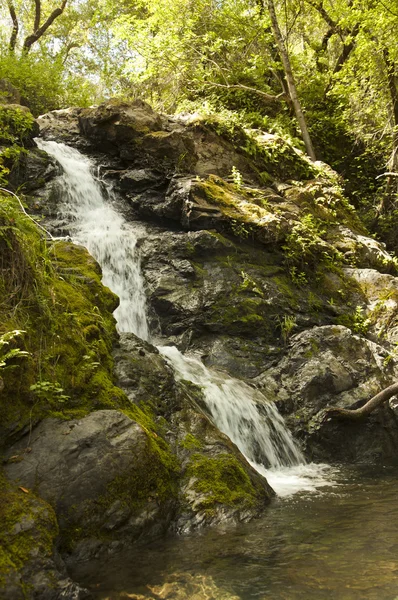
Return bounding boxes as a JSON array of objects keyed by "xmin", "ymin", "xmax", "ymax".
[
  {"xmin": 0, "ymin": 191, "xmax": 127, "ymax": 446},
  {"xmin": 0, "ymin": 470, "xmax": 58, "ymax": 588},
  {"xmin": 0, "ymin": 105, "xmax": 36, "ymax": 185},
  {"xmin": 185, "ymin": 453, "xmax": 258, "ymax": 512}
]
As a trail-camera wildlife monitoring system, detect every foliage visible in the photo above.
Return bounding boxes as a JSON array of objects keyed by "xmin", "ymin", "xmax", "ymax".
[
  {"xmin": 337, "ymin": 306, "xmax": 371, "ymax": 336},
  {"xmin": 0, "ymin": 330, "xmax": 29, "ymax": 369},
  {"xmin": 0, "ymin": 51, "xmax": 96, "ymax": 116},
  {"xmin": 0, "ymin": 105, "xmax": 35, "ymax": 184}
]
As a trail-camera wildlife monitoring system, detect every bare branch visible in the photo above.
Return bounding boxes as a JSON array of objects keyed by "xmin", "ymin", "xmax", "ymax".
[
  {"xmin": 23, "ymin": 0, "xmax": 67, "ymax": 53},
  {"xmin": 7, "ymin": 1, "xmax": 19, "ymax": 52},
  {"xmin": 201, "ymin": 81, "xmax": 285, "ymax": 103},
  {"xmin": 323, "ymin": 382, "xmax": 398, "ymax": 421},
  {"xmin": 375, "ymin": 172, "xmax": 398, "ymax": 180}
]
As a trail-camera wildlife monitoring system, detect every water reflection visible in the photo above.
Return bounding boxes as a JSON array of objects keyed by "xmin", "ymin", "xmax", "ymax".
[{"xmin": 71, "ymin": 466, "xmax": 398, "ymax": 600}]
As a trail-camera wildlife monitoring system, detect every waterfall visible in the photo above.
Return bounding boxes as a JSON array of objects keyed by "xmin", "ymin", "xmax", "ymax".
[
  {"xmin": 158, "ymin": 346, "xmax": 304, "ymax": 469},
  {"xmin": 36, "ymin": 140, "xmax": 149, "ymax": 340},
  {"xmin": 38, "ymin": 140, "xmax": 332, "ymax": 496}
]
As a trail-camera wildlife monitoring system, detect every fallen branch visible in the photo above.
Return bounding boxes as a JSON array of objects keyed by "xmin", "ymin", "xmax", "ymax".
[
  {"xmin": 324, "ymin": 382, "xmax": 398, "ymax": 421},
  {"xmin": 0, "ymin": 187, "xmax": 54, "ymax": 240},
  {"xmin": 375, "ymin": 172, "xmax": 398, "ymax": 179},
  {"xmin": 201, "ymin": 81, "xmax": 285, "ymax": 103}
]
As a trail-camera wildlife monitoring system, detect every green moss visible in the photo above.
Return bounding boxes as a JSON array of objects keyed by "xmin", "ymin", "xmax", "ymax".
[
  {"xmin": 179, "ymin": 433, "xmax": 203, "ymax": 450},
  {"xmin": 0, "ymin": 471, "xmax": 58, "ymax": 585},
  {"xmin": 185, "ymin": 453, "xmax": 258, "ymax": 511},
  {"xmin": 0, "ymin": 195, "xmax": 127, "ymax": 447}
]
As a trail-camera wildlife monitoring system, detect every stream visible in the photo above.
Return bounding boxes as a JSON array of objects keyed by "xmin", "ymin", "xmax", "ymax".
[
  {"xmin": 71, "ymin": 464, "xmax": 398, "ymax": 600},
  {"xmin": 36, "ymin": 140, "xmax": 398, "ymax": 600}
]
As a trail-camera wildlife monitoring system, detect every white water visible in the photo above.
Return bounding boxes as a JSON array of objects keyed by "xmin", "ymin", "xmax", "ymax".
[
  {"xmin": 36, "ymin": 140, "xmax": 149, "ymax": 339},
  {"xmin": 159, "ymin": 346, "xmax": 334, "ymax": 496},
  {"xmin": 39, "ymin": 140, "xmax": 333, "ymax": 496}
]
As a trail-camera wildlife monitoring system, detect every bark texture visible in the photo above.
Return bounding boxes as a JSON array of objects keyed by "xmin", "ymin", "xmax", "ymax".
[{"xmin": 324, "ymin": 382, "xmax": 398, "ymax": 421}]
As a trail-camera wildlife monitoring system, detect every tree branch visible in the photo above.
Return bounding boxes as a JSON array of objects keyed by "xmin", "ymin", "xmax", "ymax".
[
  {"xmin": 201, "ymin": 81, "xmax": 285, "ymax": 103},
  {"xmin": 23, "ymin": 0, "xmax": 67, "ymax": 53},
  {"xmin": 34, "ymin": 0, "xmax": 41, "ymax": 32},
  {"xmin": 333, "ymin": 23, "xmax": 360, "ymax": 75},
  {"xmin": 304, "ymin": 0, "xmax": 344, "ymax": 38},
  {"xmin": 323, "ymin": 382, "xmax": 398, "ymax": 421},
  {"xmin": 7, "ymin": 1, "xmax": 19, "ymax": 52}
]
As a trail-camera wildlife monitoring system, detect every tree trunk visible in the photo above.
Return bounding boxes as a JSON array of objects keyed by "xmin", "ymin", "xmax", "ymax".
[
  {"xmin": 324, "ymin": 382, "xmax": 398, "ymax": 421},
  {"xmin": 7, "ymin": 1, "xmax": 19, "ymax": 52},
  {"xmin": 265, "ymin": 0, "xmax": 316, "ymax": 161},
  {"xmin": 379, "ymin": 48, "xmax": 398, "ymax": 214}
]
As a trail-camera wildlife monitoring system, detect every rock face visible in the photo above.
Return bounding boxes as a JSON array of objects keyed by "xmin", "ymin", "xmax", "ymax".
[
  {"xmin": 33, "ymin": 98, "xmax": 398, "ymax": 465},
  {"xmin": 256, "ymin": 325, "xmax": 398, "ymax": 462}
]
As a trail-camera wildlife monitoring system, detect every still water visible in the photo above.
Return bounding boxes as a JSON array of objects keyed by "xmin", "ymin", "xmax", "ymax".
[{"xmin": 72, "ymin": 465, "xmax": 398, "ymax": 600}]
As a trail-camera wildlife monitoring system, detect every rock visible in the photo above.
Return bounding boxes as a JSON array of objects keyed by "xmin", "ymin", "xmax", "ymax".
[
  {"xmin": 4, "ymin": 410, "xmax": 177, "ymax": 559},
  {"xmin": 327, "ymin": 225, "xmax": 396, "ymax": 272},
  {"xmin": 0, "ymin": 79, "xmax": 21, "ymax": 104},
  {"xmin": 344, "ymin": 267, "xmax": 398, "ymax": 345},
  {"xmin": 0, "ymin": 476, "xmax": 89, "ymax": 600},
  {"xmin": 79, "ymin": 100, "xmax": 163, "ymax": 156},
  {"xmin": 8, "ymin": 148, "xmax": 58, "ymax": 191},
  {"xmin": 37, "ymin": 107, "xmax": 85, "ymax": 147},
  {"xmin": 113, "ymin": 333, "xmax": 273, "ymax": 533},
  {"xmin": 120, "ymin": 168, "xmax": 166, "ymax": 192},
  {"xmin": 256, "ymin": 325, "xmax": 398, "ymax": 462}
]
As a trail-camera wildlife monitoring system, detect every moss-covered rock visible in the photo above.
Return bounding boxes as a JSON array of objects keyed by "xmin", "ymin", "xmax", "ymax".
[
  {"xmin": 0, "ymin": 470, "xmax": 88, "ymax": 599},
  {"xmin": 0, "ymin": 193, "xmax": 125, "ymax": 448}
]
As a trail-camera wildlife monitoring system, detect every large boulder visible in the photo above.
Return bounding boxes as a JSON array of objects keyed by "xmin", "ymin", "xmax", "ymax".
[
  {"xmin": 4, "ymin": 410, "xmax": 179, "ymax": 562},
  {"xmin": 256, "ymin": 325, "xmax": 398, "ymax": 462}
]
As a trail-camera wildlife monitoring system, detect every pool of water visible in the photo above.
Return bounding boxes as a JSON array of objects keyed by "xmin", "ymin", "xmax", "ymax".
[{"xmin": 71, "ymin": 465, "xmax": 398, "ymax": 600}]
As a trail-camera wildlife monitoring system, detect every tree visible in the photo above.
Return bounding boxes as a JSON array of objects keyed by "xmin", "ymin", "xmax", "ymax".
[
  {"xmin": 323, "ymin": 382, "xmax": 398, "ymax": 421},
  {"xmin": 6, "ymin": 0, "xmax": 68, "ymax": 54},
  {"xmin": 263, "ymin": 0, "xmax": 316, "ymax": 160}
]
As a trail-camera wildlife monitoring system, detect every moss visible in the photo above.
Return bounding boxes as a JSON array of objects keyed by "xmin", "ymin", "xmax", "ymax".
[
  {"xmin": 0, "ymin": 470, "xmax": 58, "ymax": 586},
  {"xmin": 0, "ymin": 195, "xmax": 127, "ymax": 447},
  {"xmin": 179, "ymin": 433, "xmax": 203, "ymax": 450},
  {"xmin": 185, "ymin": 453, "xmax": 258, "ymax": 512}
]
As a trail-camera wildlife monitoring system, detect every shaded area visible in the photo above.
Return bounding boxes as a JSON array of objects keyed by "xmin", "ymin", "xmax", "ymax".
[{"xmin": 71, "ymin": 465, "xmax": 398, "ymax": 600}]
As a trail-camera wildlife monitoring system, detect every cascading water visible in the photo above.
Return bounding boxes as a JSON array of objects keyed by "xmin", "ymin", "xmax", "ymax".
[
  {"xmin": 36, "ymin": 140, "xmax": 149, "ymax": 340},
  {"xmin": 37, "ymin": 139, "xmax": 332, "ymax": 496}
]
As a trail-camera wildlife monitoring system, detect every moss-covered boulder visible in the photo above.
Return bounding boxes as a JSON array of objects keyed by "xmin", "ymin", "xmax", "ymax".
[
  {"xmin": 0, "ymin": 193, "xmax": 125, "ymax": 448},
  {"xmin": 0, "ymin": 472, "xmax": 89, "ymax": 599},
  {"xmin": 113, "ymin": 333, "xmax": 273, "ymax": 534}
]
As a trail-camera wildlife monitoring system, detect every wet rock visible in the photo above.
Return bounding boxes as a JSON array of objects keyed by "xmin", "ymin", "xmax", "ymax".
[
  {"xmin": 37, "ymin": 107, "xmax": 84, "ymax": 147},
  {"xmin": 120, "ymin": 168, "xmax": 166, "ymax": 192},
  {"xmin": 123, "ymin": 572, "xmax": 240, "ymax": 600},
  {"xmin": 114, "ymin": 333, "xmax": 273, "ymax": 533},
  {"xmin": 256, "ymin": 325, "xmax": 398, "ymax": 462},
  {"xmin": 8, "ymin": 147, "xmax": 58, "ymax": 191}
]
